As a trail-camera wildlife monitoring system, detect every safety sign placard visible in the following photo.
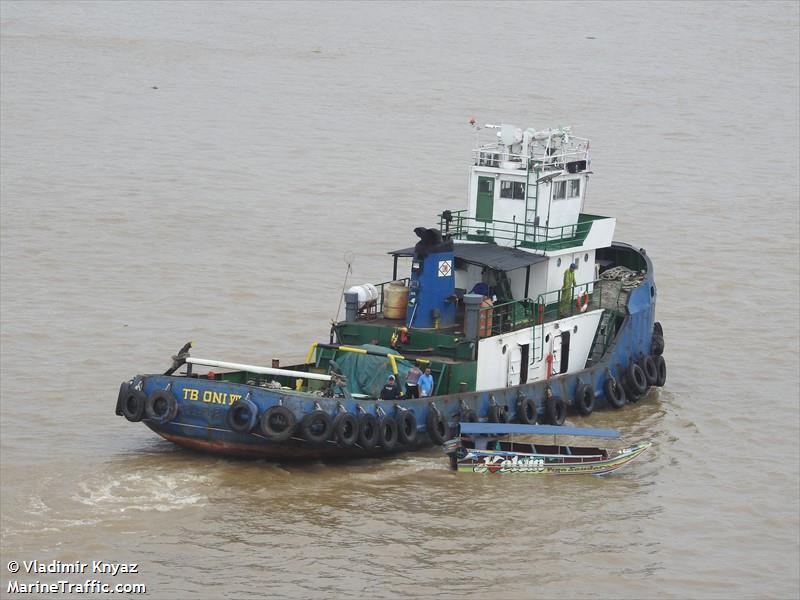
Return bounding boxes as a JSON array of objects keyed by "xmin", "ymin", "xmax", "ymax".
[{"xmin": 438, "ymin": 260, "xmax": 452, "ymax": 277}]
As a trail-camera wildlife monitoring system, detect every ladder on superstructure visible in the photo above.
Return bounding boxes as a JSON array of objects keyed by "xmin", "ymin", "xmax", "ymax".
[{"xmin": 524, "ymin": 158, "xmax": 539, "ymax": 245}]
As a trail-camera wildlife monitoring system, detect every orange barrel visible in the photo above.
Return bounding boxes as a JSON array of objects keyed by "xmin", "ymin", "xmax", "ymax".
[
  {"xmin": 384, "ymin": 282, "xmax": 409, "ymax": 319},
  {"xmin": 478, "ymin": 297, "xmax": 493, "ymax": 337}
]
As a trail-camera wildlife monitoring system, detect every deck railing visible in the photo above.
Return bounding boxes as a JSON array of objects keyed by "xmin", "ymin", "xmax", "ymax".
[{"xmin": 439, "ymin": 210, "xmax": 607, "ymax": 251}]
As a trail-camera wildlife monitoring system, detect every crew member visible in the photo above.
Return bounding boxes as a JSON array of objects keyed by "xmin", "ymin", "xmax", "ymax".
[
  {"xmin": 418, "ymin": 367, "xmax": 434, "ymax": 397},
  {"xmin": 380, "ymin": 374, "xmax": 402, "ymax": 400},
  {"xmin": 405, "ymin": 365, "xmax": 422, "ymax": 398},
  {"xmin": 559, "ymin": 262, "xmax": 577, "ymax": 317}
]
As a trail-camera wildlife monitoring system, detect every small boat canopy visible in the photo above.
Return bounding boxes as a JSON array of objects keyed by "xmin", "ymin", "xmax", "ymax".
[{"xmin": 458, "ymin": 423, "xmax": 620, "ymax": 438}]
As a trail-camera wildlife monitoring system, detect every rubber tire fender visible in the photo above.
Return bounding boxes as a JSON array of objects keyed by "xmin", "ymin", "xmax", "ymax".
[
  {"xmin": 488, "ymin": 404, "xmax": 509, "ymax": 423},
  {"xmin": 260, "ymin": 406, "xmax": 297, "ymax": 441},
  {"xmin": 624, "ymin": 363, "xmax": 648, "ymax": 401},
  {"xmin": 640, "ymin": 355, "xmax": 658, "ymax": 387},
  {"xmin": 459, "ymin": 409, "xmax": 479, "ymax": 423},
  {"xmin": 574, "ymin": 384, "xmax": 595, "ymax": 416},
  {"xmin": 146, "ymin": 390, "xmax": 179, "ymax": 424},
  {"xmin": 357, "ymin": 413, "xmax": 379, "ymax": 450},
  {"xmin": 544, "ymin": 396, "xmax": 566, "ymax": 426},
  {"xmin": 654, "ymin": 354, "xmax": 667, "ymax": 387},
  {"xmin": 301, "ymin": 410, "xmax": 333, "ymax": 444},
  {"xmin": 378, "ymin": 416, "xmax": 399, "ymax": 450},
  {"xmin": 426, "ymin": 410, "xmax": 447, "ymax": 445},
  {"xmin": 516, "ymin": 396, "xmax": 538, "ymax": 425},
  {"xmin": 116, "ymin": 382, "xmax": 129, "ymax": 416},
  {"xmin": 333, "ymin": 412, "xmax": 359, "ymax": 447},
  {"xmin": 654, "ymin": 321, "xmax": 664, "ymax": 337},
  {"xmin": 122, "ymin": 389, "xmax": 146, "ymax": 422},
  {"xmin": 604, "ymin": 376, "xmax": 626, "ymax": 409},
  {"xmin": 395, "ymin": 410, "xmax": 418, "ymax": 445},
  {"xmin": 651, "ymin": 334, "xmax": 665, "ymax": 356}
]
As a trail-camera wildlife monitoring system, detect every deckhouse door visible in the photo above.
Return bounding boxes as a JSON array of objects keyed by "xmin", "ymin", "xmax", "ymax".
[
  {"xmin": 476, "ymin": 176, "xmax": 494, "ymax": 222},
  {"xmin": 507, "ymin": 345, "xmax": 521, "ymax": 387}
]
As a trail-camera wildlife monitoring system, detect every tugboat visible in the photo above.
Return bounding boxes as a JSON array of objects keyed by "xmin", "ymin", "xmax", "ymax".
[{"xmin": 115, "ymin": 121, "xmax": 666, "ymax": 460}]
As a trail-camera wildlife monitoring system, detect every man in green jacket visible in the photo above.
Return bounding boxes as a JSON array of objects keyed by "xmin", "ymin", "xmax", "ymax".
[{"xmin": 559, "ymin": 263, "xmax": 577, "ymax": 317}]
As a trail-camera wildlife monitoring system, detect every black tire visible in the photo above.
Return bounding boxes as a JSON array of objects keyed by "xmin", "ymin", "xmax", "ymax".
[
  {"xmin": 516, "ymin": 396, "xmax": 537, "ymax": 424},
  {"xmin": 259, "ymin": 406, "xmax": 297, "ymax": 441},
  {"xmin": 378, "ymin": 417, "xmax": 398, "ymax": 450},
  {"xmin": 460, "ymin": 409, "xmax": 478, "ymax": 423},
  {"xmin": 426, "ymin": 410, "xmax": 447, "ymax": 445},
  {"xmin": 116, "ymin": 382, "xmax": 129, "ymax": 416},
  {"xmin": 358, "ymin": 413, "xmax": 379, "ymax": 450},
  {"xmin": 396, "ymin": 410, "xmax": 417, "ymax": 445},
  {"xmin": 655, "ymin": 354, "xmax": 667, "ymax": 387},
  {"xmin": 332, "ymin": 412, "xmax": 359, "ymax": 447},
  {"xmin": 641, "ymin": 355, "xmax": 658, "ymax": 386},
  {"xmin": 651, "ymin": 334, "xmax": 665, "ymax": 356},
  {"xmin": 624, "ymin": 363, "xmax": 647, "ymax": 401},
  {"xmin": 122, "ymin": 389, "xmax": 146, "ymax": 422},
  {"xmin": 545, "ymin": 396, "xmax": 566, "ymax": 426},
  {"xmin": 488, "ymin": 404, "xmax": 508, "ymax": 423},
  {"xmin": 301, "ymin": 410, "xmax": 333, "ymax": 443},
  {"xmin": 654, "ymin": 321, "xmax": 663, "ymax": 337},
  {"xmin": 146, "ymin": 390, "xmax": 179, "ymax": 424},
  {"xmin": 227, "ymin": 398, "xmax": 258, "ymax": 433},
  {"xmin": 604, "ymin": 376, "xmax": 626, "ymax": 409},
  {"xmin": 574, "ymin": 383, "xmax": 595, "ymax": 416}
]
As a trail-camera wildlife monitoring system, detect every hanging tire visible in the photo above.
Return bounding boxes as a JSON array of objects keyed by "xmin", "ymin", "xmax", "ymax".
[
  {"xmin": 122, "ymin": 389, "xmax": 146, "ymax": 422},
  {"xmin": 332, "ymin": 412, "xmax": 359, "ymax": 447},
  {"xmin": 116, "ymin": 382, "xmax": 129, "ymax": 416},
  {"xmin": 460, "ymin": 408, "xmax": 478, "ymax": 423},
  {"xmin": 146, "ymin": 390, "xmax": 179, "ymax": 424},
  {"xmin": 604, "ymin": 376, "xmax": 626, "ymax": 408},
  {"xmin": 624, "ymin": 363, "xmax": 647, "ymax": 401},
  {"xmin": 227, "ymin": 398, "xmax": 258, "ymax": 433},
  {"xmin": 516, "ymin": 396, "xmax": 537, "ymax": 424},
  {"xmin": 378, "ymin": 417, "xmax": 398, "ymax": 450},
  {"xmin": 396, "ymin": 410, "xmax": 418, "ymax": 445},
  {"xmin": 640, "ymin": 355, "xmax": 658, "ymax": 387},
  {"xmin": 574, "ymin": 383, "xmax": 595, "ymax": 416},
  {"xmin": 651, "ymin": 334, "xmax": 665, "ymax": 356},
  {"xmin": 655, "ymin": 355, "xmax": 667, "ymax": 387},
  {"xmin": 426, "ymin": 410, "xmax": 447, "ymax": 445},
  {"xmin": 545, "ymin": 396, "xmax": 566, "ymax": 426},
  {"xmin": 488, "ymin": 404, "xmax": 508, "ymax": 423},
  {"xmin": 358, "ymin": 413, "xmax": 379, "ymax": 450},
  {"xmin": 259, "ymin": 406, "xmax": 296, "ymax": 441},
  {"xmin": 654, "ymin": 321, "xmax": 663, "ymax": 337},
  {"xmin": 301, "ymin": 410, "xmax": 333, "ymax": 443}
]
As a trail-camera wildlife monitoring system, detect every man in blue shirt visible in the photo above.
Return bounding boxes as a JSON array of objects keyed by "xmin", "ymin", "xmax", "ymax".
[{"xmin": 418, "ymin": 367, "xmax": 434, "ymax": 397}]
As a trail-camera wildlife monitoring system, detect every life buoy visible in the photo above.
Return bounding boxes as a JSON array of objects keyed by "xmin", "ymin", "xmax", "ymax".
[
  {"xmin": 654, "ymin": 355, "xmax": 667, "ymax": 387},
  {"xmin": 122, "ymin": 389, "xmax": 146, "ymax": 422},
  {"xmin": 544, "ymin": 396, "xmax": 566, "ymax": 426},
  {"xmin": 640, "ymin": 355, "xmax": 658, "ymax": 386},
  {"xmin": 604, "ymin": 376, "xmax": 626, "ymax": 408},
  {"xmin": 426, "ymin": 409, "xmax": 447, "ymax": 445},
  {"xmin": 357, "ymin": 413, "xmax": 379, "ymax": 449},
  {"xmin": 301, "ymin": 410, "xmax": 333, "ymax": 443},
  {"xmin": 516, "ymin": 395, "xmax": 538, "ymax": 425},
  {"xmin": 378, "ymin": 417, "xmax": 398, "ymax": 450},
  {"xmin": 260, "ymin": 406, "xmax": 296, "ymax": 441},
  {"xmin": 333, "ymin": 412, "xmax": 359, "ymax": 447},
  {"xmin": 576, "ymin": 291, "xmax": 590, "ymax": 313},
  {"xmin": 146, "ymin": 390, "xmax": 179, "ymax": 424},
  {"xmin": 574, "ymin": 383, "xmax": 595, "ymax": 416},
  {"xmin": 396, "ymin": 410, "xmax": 417, "ymax": 445},
  {"xmin": 227, "ymin": 398, "xmax": 258, "ymax": 433},
  {"xmin": 624, "ymin": 363, "xmax": 648, "ymax": 401}
]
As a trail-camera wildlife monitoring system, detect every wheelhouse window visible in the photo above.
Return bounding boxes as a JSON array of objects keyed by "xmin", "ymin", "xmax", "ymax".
[
  {"xmin": 568, "ymin": 179, "xmax": 581, "ymax": 198},
  {"xmin": 500, "ymin": 180, "xmax": 526, "ymax": 200},
  {"xmin": 553, "ymin": 181, "xmax": 566, "ymax": 200}
]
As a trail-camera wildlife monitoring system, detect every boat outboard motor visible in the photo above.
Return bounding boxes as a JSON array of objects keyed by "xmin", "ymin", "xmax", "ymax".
[{"xmin": 406, "ymin": 227, "xmax": 455, "ymax": 329}]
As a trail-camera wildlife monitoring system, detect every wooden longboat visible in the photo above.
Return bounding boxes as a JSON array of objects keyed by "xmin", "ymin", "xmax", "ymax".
[{"xmin": 444, "ymin": 423, "xmax": 651, "ymax": 475}]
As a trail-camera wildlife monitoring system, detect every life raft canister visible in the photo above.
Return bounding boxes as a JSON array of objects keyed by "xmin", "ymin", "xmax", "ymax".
[{"xmin": 576, "ymin": 291, "xmax": 590, "ymax": 313}]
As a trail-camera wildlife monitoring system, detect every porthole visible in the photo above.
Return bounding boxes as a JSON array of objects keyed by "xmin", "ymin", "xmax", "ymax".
[
  {"xmin": 502, "ymin": 345, "xmax": 507, "ymax": 354},
  {"xmin": 557, "ymin": 257, "xmax": 561, "ymax": 267},
  {"xmin": 584, "ymin": 253, "xmax": 589, "ymax": 263},
  {"xmin": 650, "ymin": 286, "xmax": 655, "ymax": 298},
  {"xmin": 573, "ymin": 325, "xmax": 578, "ymax": 333},
  {"xmin": 545, "ymin": 334, "xmax": 550, "ymax": 343}
]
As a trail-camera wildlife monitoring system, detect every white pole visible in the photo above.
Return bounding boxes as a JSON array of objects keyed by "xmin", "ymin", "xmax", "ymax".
[{"xmin": 186, "ymin": 357, "xmax": 332, "ymax": 382}]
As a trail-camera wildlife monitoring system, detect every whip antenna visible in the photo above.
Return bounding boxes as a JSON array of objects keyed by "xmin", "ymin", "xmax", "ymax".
[{"xmin": 333, "ymin": 252, "xmax": 354, "ymax": 323}]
